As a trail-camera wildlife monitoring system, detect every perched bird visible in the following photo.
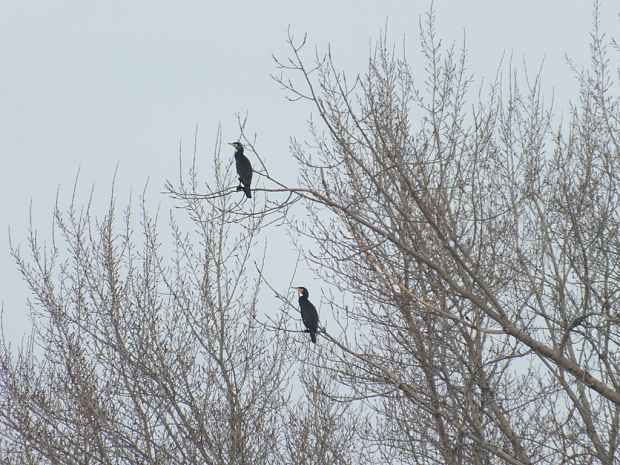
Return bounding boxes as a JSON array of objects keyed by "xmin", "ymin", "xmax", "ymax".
[
  {"xmin": 292, "ymin": 286, "xmax": 319, "ymax": 343},
  {"xmin": 229, "ymin": 142, "xmax": 252, "ymax": 199}
]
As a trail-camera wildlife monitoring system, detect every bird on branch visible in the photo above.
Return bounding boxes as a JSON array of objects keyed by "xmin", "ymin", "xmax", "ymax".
[
  {"xmin": 292, "ymin": 286, "xmax": 319, "ymax": 343},
  {"xmin": 229, "ymin": 142, "xmax": 252, "ymax": 199}
]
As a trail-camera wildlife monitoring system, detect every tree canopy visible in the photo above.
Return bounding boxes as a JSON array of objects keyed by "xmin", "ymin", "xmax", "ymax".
[{"xmin": 2, "ymin": 5, "xmax": 620, "ymax": 465}]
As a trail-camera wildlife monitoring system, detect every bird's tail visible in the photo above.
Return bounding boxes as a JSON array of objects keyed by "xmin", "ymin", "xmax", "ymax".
[
  {"xmin": 310, "ymin": 331, "xmax": 316, "ymax": 344},
  {"xmin": 244, "ymin": 186, "xmax": 252, "ymax": 199}
]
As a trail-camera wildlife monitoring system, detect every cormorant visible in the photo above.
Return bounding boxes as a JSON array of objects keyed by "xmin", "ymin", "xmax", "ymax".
[
  {"xmin": 292, "ymin": 286, "xmax": 319, "ymax": 343},
  {"xmin": 229, "ymin": 142, "xmax": 252, "ymax": 199}
]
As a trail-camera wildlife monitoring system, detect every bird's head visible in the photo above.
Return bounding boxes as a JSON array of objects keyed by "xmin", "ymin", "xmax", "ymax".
[
  {"xmin": 228, "ymin": 141, "xmax": 243, "ymax": 151},
  {"xmin": 292, "ymin": 286, "xmax": 307, "ymax": 295}
]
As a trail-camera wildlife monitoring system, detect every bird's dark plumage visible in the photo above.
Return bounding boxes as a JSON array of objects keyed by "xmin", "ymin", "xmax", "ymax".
[
  {"xmin": 293, "ymin": 286, "xmax": 319, "ymax": 343},
  {"xmin": 229, "ymin": 142, "xmax": 252, "ymax": 199}
]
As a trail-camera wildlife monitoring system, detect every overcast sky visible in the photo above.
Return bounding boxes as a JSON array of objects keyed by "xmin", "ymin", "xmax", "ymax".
[{"xmin": 1, "ymin": 0, "xmax": 618, "ymax": 343}]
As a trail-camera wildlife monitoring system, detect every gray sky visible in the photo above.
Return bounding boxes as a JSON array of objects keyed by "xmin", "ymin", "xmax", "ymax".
[{"xmin": 1, "ymin": 0, "xmax": 617, "ymax": 342}]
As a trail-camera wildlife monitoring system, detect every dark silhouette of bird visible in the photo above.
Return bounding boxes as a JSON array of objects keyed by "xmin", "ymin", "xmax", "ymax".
[
  {"xmin": 292, "ymin": 286, "xmax": 319, "ymax": 343},
  {"xmin": 229, "ymin": 142, "xmax": 252, "ymax": 199}
]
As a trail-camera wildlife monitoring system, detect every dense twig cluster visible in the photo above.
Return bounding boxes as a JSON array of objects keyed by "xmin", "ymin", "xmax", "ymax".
[{"xmin": 2, "ymin": 3, "xmax": 620, "ymax": 465}]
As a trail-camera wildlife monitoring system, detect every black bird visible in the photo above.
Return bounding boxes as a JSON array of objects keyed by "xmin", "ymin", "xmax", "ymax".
[
  {"xmin": 229, "ymin": 142, "xmax": 252, "ymax": 199},
  {"xmin": 292, "ymin": 286, "xmax": 319, "ymax": 343}
]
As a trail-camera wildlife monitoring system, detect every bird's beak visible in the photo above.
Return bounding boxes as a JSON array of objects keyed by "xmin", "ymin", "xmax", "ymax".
[
  {"xmin": 291, "ymin": 286, "xmax": 300, "ymax": 292},
  {"xmin": 228, "ymin": 142, "xmax": 235, "ymax": 146}
]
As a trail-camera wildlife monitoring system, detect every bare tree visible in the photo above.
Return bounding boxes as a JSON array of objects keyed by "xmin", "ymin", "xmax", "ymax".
[
  {"xmin": 0, "ymin": 138, "xmax": 292, "ymax": 465},
  {"xmin": 268, "ymin": 3, "xmax": 620, "ymax": 464},
  {"xmin": 3, "ymin": 3, "xmax": 620, "ymax": 465}
]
